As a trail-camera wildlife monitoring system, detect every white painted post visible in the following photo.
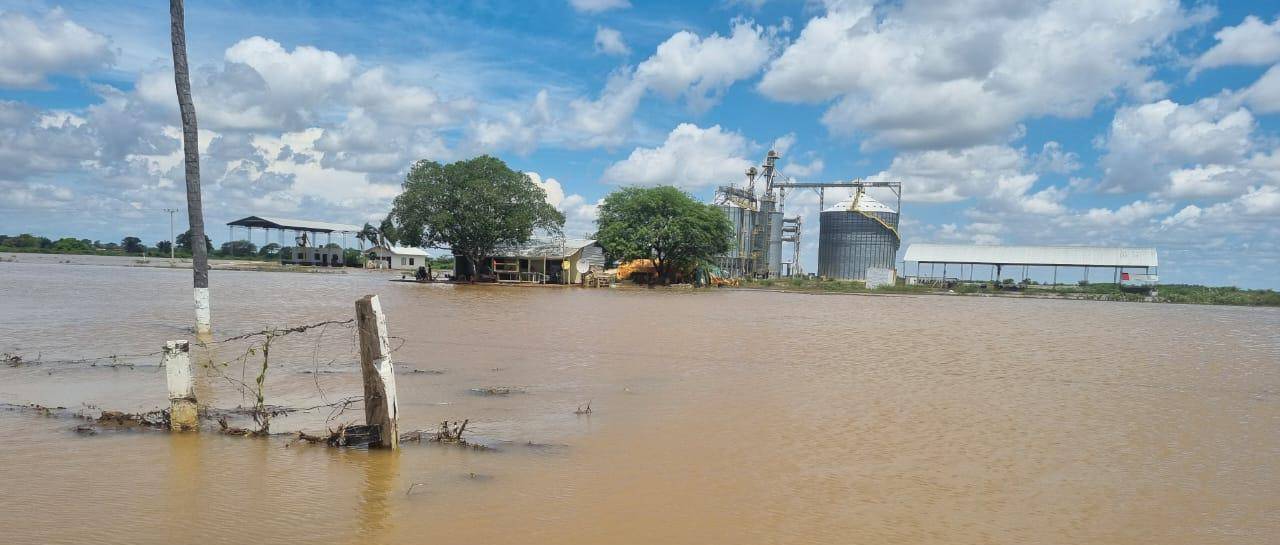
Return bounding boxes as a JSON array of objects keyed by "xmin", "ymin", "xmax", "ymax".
[
  {"xmin": 163, "ymin": 340, "xmax": 198, "ymax": 431},
  {"xmin": 356, "ymin": 295, "xmax": 399, "ymax": 449},
  {"xmin": 193, "ymin": 288, "xmax": 211, "ymax": 338}
]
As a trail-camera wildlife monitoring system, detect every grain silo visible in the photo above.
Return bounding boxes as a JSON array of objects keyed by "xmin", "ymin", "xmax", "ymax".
[
  {"xmin": 719, "ymin": 200, "xmax": 756, "ymax": 277},
  {"xmin": 817, "ymin": 189, "xmax": 900, "ymax": 280}
]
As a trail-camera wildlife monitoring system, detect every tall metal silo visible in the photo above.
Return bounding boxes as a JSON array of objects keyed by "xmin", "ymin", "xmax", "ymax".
[
  {"xmin": 767, "ymin": 210, "xmax": 783, "ymax": 277},
  {"xmin": 817, "ymin": 191, "xmax": 900, "ymax": 280},
  {"xmin": 719, "ymin": 202, "xmax": 755, "ymax": 277}
]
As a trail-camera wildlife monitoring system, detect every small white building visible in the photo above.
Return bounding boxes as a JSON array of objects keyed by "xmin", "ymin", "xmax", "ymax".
[{"xmin": 365, "ymin": 245, "xmax": 430, "ymax": 270}]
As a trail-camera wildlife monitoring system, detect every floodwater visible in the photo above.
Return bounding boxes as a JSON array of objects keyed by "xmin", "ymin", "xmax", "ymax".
[{"xmin": 1, "ymin": 254, "xmax": 1278, "ymax": 544}]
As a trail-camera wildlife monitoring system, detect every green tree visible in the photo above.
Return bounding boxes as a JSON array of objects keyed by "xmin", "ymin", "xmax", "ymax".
[
  {"xmin": 122, "ymin": 236, "xmax": 145, "ymax": 253},
  {"xmin": 220, "ymin": 239, "xmax": 257, "ymax": 256},
  {"xmin": 258, "ymin": 242, "xmax": 280, "ymax": 257},
  {"xmin": 391, "ymin": 155, "xmax": 564, "ymax": 280},
  {"xmin": 156, "ymin": 240, "xmax": 173, "ymax": 254},
  {"xmin": 52, "ymin": 237, "xmax": 94, "ymax": 252},
  {"xmin": 357, "ymin": 223, "xmax": 379, "ymax": 248},
  {"xmin": 176, "ymin": 229, "xmax": 213, "ymax": 252},
  {"xmin": 343, "ymin": 248, "xmax": 365, "ymax": 267},
  {"xmin": 378, "ymin": 214, "xmax": 399, "ymax": 247},
  {"xmin": 5, "ymin": 233, "xmax": 51, "ymax": 248},
  {"xmin": 595, "ymin": 186, "xmax": 732, "ymax": 283}
]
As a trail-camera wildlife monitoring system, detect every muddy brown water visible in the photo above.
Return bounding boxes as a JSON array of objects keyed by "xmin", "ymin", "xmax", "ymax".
[{"xmin": 1, "ymin": 255, "xmax": 1278, "ymax": 544}]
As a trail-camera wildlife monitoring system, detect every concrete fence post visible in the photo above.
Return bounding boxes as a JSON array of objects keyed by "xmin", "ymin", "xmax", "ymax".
[
  {"xmin": 164, "ymin": 340, "xmax": 199, "ymax": 431},
  {"xmin": 356, "ymin": 295, "xmax": 399, "ymax": 449}
]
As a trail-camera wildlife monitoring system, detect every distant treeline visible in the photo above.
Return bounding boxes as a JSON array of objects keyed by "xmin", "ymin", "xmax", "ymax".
[
  {"xmin": 0, "ymin": 232, "xmax": 455, "ymax": 269},
  {"xmin": 742, "ymin": 276, "xmax": 1279, "ymax": 307},
  {"xmin": 1, "ymin": 232, "xmax": 256, "ymax": 259}
]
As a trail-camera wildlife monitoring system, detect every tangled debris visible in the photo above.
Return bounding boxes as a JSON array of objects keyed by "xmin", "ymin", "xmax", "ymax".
[
  {"xmin": 470, "ymin": 386, "xmax": 525, "ymax": 396},
  {"xmin": 574, "ymin": 401, "xmax": 592, "ymax": 415},
  {"xmin": 296, "ymin": 423, "xmax": 381, "ymax": 447},
  {"xmin": 97, "ymin": 410, "xmax": 169, "ymax": 430},
  {"xmin": 3, "ymin": 353, "xmax": 23, "ymax": 366}
]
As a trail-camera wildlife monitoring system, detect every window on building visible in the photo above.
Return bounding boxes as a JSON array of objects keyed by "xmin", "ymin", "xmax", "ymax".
[
  {"xmin": 409, "ymin": 258, "xmax": 415, "ymax": 266},
  {"xmin": 401, "ymin": 257, "xmax": 406, "ymax": 266}
]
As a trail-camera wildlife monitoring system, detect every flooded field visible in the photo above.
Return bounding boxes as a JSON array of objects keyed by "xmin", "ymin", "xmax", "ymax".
[{"xmin": 1, "ymin": 255, "xmax": 1278, "ymax": 544}]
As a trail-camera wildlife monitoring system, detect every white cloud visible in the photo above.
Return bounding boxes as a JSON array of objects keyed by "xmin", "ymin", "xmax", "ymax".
[
  {"xmin": 1160, "ymin": 204, "xmax": 1202, "ymax": 228},
  {"xmin": 784, "ymin": 157, "xmax": 824, "ymax": 178},
  {"xmin": 223, "ymin": 36, "xmax": 356, "ymax": 121},
  {"xmin": 1238, "ymin": 185, "xmax": 1280, "ymax": 216},
  {"xmin": 758, "ymin": 0, "xmax": 1205, "ymax": 150},
  {"xmin": 351, "ymin": 67, "xmax": 474, "ymax": 125},
  {"xmin": 569, "ymin": 0, "xmax": 630, "ymax": 13},
  {"xmin": 1032, "ymin": 141, "xmax": 1080, "ymax": 175},
  {"xmin": 0, "ymin": 8, "xmax": 114, "ymax": 88},
  {"xmin": 594, "ymin": 26, "xmax": 630, "ymax": 56},
  {"xmin": 867, "ymin": 145, "xmax": 1038, "ymax": 204},
  {"xmin": 1193, "ymin": 15, "xmax": 1280, "ymax": 73},
  {"xmin": 465, "ymin": 19, "xmax": 776, "ymax": 153},
  {"xmin": 564, "ymin": 71, "xmax": 646, "ymax": 147},
  {"xmin": 1237, "ymin": 64, "xmax": 1280, "ymax": 114},
  {"xmin": 525, "ymin": 171, "xmax": 602, "ymax": 237},
  {"xmin": 601, "ymin": 123, "xmax": 754, "ymax": 188},
  {"xmin": 636, "ymin": 20, "xmax": 778, "ymax": 112},
  {"xmin": 1079, "ymin": 199, "xmax": 1173, "ymax": 226},
  {"xmin": 1099, "ymin": 98, "xmax": 1255, "ymax": 194},
  {"xmin": 770, "ymin": 133, "xmax": 796, "ymax": 155}
]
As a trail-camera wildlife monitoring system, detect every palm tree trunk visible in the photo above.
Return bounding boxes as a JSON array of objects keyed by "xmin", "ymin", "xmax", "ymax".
[{"xmin": 170, "ymin": 0, "xmax": 211, "ymax": 336}]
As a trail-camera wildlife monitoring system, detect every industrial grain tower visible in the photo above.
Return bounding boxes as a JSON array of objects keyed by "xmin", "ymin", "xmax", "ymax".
[{"xmin": 817, "ymin": 188, "xmax": 900, "ymax": 280}]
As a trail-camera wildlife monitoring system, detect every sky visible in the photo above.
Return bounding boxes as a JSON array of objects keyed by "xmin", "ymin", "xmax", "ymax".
[{"xmin": 0, "ymin": 0, "xmax": 1278, "ymax": 287}]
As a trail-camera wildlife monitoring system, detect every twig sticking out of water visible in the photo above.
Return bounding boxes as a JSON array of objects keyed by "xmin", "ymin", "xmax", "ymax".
[{"xmin": 575, "ymin": 401, "xmax": 592, "ymax": 415}]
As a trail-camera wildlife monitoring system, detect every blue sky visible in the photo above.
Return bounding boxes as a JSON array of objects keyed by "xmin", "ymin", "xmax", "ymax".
[{"xmin": 1, "ymin": 0, "xmax": 1279, "ymax": 287}]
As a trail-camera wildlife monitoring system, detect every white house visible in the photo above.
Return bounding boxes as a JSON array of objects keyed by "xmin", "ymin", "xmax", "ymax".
[{"xmin": 365, "ymin": 245, "xmax": 430, "ymax": 270}]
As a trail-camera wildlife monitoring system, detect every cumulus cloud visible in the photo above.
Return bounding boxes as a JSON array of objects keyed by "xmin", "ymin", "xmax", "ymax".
[
  {"xmin": 758, "ymin": 0, "xmax": 1206, "ymax": 150},
  {"xmin": 526, "ymin": 171, "xmax": 602, "ymax": 237},
  {"xmin": 635, "ymin": 20, "xmax": 779, "ymax": 112},
  {"xmin": 569, "ymin": 0, "xmax": 631, "ymax": 13},
  {"xmin": 867, "ymin": 145, "xmax": 1045, "ymax": 206},
  {"xmin": 1193, "ymin": 15, "xmax": 1280, "ymax": 73},
  {"xmin": 0, "ymin": 8, "xmax": 114, "ymax": 88},
  {"xmin": 594, "ymin": 26, "xmax": 630, "ymax": 56},
  {"xmin": 601, "ymin": 123, "xmax": 754, "ymax": 188},
  {"xmin": 351, "ymin": 67, "xmax": 475, "ymax": 125},
  {"xmin": 463, "ymin": 19, "xmax": 778, "ymax": 153},
  {"xmin": 1099, "ymin": 98, "xmax": 1255, "ymax": 194},
  {"xmin": 1236, "ymin": 64, "xmax": 1280, "ymax": 114},
  {"xmin": 1238, "ymin": 185, "xmax": 1280, "ymax": 216},
  {"xmin": 1032, "ymin": 142, "xmax": 1080, "ymax": 175}
]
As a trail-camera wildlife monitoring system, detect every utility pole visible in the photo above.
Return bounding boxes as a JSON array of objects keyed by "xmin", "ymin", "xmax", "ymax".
[{"xmin": 163, "ymin": 208, "xmax": 177, "ymax": 263}]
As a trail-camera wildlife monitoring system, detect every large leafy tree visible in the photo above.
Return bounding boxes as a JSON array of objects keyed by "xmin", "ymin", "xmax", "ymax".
[
  {"xmin": 176, "ymin": 229, "xmax": 213, "ymax": 252},
  {"xmin": 122, "ymin": 236, "xmax": 145, "ymax": 254},
  {"xmin": 595, "ymin": 186, "xmax": 732, "ymax": 283},
  {"xmin": 391, "ymin": 156, "xmax": 564, "ymax": 280}
]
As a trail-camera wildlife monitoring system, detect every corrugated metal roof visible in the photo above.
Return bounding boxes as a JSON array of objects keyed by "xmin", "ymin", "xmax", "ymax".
[
  {"xmin": 904, "ymin": 244, "xmax": 1158, "ymax": 267},
  {"xmin": 227, "ymin": 216, "xmax": 363, "ymax": 233},
  {"xmin": 823, "ymin": 193, "xmax": 896, "ymax": 213},
  {"xmin": 492, "ymin": 238, "xmax": 599, "ymax": 258}
]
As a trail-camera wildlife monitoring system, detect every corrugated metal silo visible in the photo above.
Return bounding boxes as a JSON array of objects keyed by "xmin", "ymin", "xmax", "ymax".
[
  {"xmin": 767, "ymin": 210, "xmax": 783, "ymax": 277},
  {"xmin": 817, "ymin": 192, "xmax": 900, "ymax": 280}
]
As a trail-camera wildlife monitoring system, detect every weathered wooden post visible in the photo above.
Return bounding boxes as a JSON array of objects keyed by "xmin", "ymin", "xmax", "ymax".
[
  {"xmin": 163, "ymin": 340, "xmax": 199, "ymax": 431},
  {"xmin": 356, "ymin": 295, "xmax": 399, "ymax": 449}
]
